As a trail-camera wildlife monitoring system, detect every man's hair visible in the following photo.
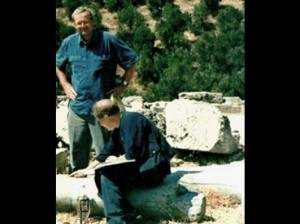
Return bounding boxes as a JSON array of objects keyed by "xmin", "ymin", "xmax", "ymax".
[
  {"xmin": 93, "ymin": 99, "xmax": 120, "ymax": 120},
  {"xmin": 72, "ymin": 6, "xmax": 95, "ymax": 21}
]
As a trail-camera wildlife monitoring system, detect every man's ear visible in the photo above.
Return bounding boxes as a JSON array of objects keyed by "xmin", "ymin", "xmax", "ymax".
[{"xmin": 103, "ymin": 114, "xmax": 110, "ymax": 120}]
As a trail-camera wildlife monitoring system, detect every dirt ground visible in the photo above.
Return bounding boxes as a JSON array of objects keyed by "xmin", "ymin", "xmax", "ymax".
[{"xmin": 57, "ymin": 206, "xmax": 243, "ymax": 224}]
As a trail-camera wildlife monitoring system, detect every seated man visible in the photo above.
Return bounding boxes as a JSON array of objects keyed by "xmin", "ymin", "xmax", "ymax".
[{"xmin": 70, "ymin": 99, "xmax": 175, "ymax": 224}]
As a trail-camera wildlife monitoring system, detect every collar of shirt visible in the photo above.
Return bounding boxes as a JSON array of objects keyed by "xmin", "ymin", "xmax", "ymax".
[{"xmin": 77, "ymin": 31, "xmax": 99, "ymax": 46}]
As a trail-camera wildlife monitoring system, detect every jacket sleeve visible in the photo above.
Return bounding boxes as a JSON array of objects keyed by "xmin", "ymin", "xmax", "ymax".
[
  {"xmin": 95, "ymin": 129, "xmax": 121, "ymax": 162},
  {"xmin": 120, "ymin": 114, "xmax": 148, "ymax": 161}
]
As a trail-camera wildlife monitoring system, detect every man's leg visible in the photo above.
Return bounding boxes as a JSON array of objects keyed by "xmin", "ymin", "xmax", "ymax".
[
  {"xmin": 101, "ymin": 175, "xmax": 126, "ymax": 224},
  {"xmin": 68, "ymin": 108, "xmax": 92, "ymax": 173},
  {"xmin": 88, "ymin": 116, "xmax": 106, "ymax": 157}
]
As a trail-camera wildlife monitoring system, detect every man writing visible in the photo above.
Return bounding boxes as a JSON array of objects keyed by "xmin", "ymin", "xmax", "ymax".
[{"xmin": 70, "ymin": 99, "xmax": 175, "ymax": 224}]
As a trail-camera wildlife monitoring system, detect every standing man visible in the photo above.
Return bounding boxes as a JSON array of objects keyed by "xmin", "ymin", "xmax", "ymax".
[{"xmin": 56, "ymin": 6, "xmax": 139, "ymax": 173}]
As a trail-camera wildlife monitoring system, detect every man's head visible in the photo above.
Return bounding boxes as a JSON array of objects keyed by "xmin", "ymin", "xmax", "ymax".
[
  {"xmin": 93, "ymin": 99, "xmax": 121, "ymax": 131},
  {"xmin": 72, "ymin": 6, "xmax": 95, "ymax": 42}
]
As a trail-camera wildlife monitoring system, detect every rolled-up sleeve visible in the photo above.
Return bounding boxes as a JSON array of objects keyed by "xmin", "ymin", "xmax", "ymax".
[
  {"xmin": 110, "ymin": 34, "xmax": 139, "ymax": 69},
  {"xmin": 56, "ymin": 40, "xmax": 68, "ymax": 70}
]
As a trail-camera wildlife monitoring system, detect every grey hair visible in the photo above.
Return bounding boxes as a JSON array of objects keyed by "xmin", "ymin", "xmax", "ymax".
[
  {"xmin": 71, "ymin": 6, "xmax": 95, "ymax": 21},
  {"xmin": 92, "ymin": 99, "xmax": 120, "ymax": 120}
]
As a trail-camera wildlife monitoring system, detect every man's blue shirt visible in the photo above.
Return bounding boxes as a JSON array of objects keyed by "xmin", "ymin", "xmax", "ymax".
[{"xmin": 56, "ymin": 31, "xmax": 139, "ymax": 116}]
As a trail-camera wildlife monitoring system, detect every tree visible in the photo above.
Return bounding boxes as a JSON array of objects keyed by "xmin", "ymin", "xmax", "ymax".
[
  {"xmin": 217, "ymin": 6, "xmax": 244, "ymax": 33},
  {"xmin": 204, "ymin": 0, "xmax": 221, "ymax": 14},
  {"xmin": 117, "ymin": 5, "xmax": 146, "ymax": 46},
  {"xmin": 156, "ymin": 3, "xmax": 190, "ymax": 48},
  {"xmin": 56, "ymin": 19, "xmax": 76, "ymax": 51},
  {"xmin": 146, "ymin": 0, "xmax": 174, "ymax": 19},
  {"xmin": 193, "ymin": 6, "xmax": 245, "ymax": 99},
  {"xmin": 190, "ymin": 3, "xmax": 215, "ymax": 35},
  {"xmin": 106, "ymin": 0, "xmax": 131, "ymax": 12}
]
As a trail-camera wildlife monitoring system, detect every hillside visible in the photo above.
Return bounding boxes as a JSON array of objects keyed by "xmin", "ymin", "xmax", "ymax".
[{"xmin": 56, "ymin": 0, "xmax": 244, "ymax": 34}]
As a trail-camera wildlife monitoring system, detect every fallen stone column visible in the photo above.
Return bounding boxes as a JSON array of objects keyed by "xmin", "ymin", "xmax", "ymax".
[
  {"xmin": 56, "ymin": 173, "xmax": 206, "ymax": 222},
  {"xmin": 174, "ymin": 162, "xmax": 244, "ymax": 202}
]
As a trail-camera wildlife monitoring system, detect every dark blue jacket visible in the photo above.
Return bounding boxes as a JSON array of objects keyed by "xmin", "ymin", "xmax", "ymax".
[{"xmin": 96, "ymin": 111, "xmax": 174, "ymax": 176}]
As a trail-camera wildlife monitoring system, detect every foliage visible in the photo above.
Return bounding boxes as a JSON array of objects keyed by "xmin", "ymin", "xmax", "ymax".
[
  {"xmin": 156, "ymin": 3, "xmax": 191, "ymax": 48},
  {"xmin": 117, "ymin": 5, "xmax": 145, "ymax": 32},
  {"xmin": 106, "ymin": 0, "xmax": 131, "ymax": 12},
  {"xmin": 116, "ymin": 5, "xmax": 149, "ymax": 49},
  {"xmin": 133, "ymin": 25, "xmax": 156, "ymax": 84},
  {"xmin": 146, "ymin": 0, "xmax": 174, "ymax": 19},
  {"xmin": 133, "ymin": 25, "xmax": 155, "ymax": 52},
  {"xmin": 122, "ymin": 87, "xmax": 141, "ymax": 98},
  {"xmin": 130, "ymin": 0, "xmax": 146, "ymax": 6},
  {"xmin": 217, "ymin": 6, "xmax": 244, "ymax": 33},
  {"xmin": 56, "ymin": 0, "xmax": 63, "ymax": 8},
  {"xmin": 143, "ymin": 48, "xmax": 196, "ymax": 102},
  {"xmin": 204, "ymin": 0, "xmax": 221, "ymax": 15},
  {"xmin": 97, "ymin": 0, "xmax": 105, "ymax": 7},
  {"xmin": 89, "ymin": 2, "xmax": 104, "ymax": 30},
  {"xmin": 116, "ymin": 5, "xmax": 157, "ymax": 86},
  {"xmin": 190, "ymin": 3, "xmax": 215, "ymax": 35},
  {"xmin": 56, "ymin": 19, "xmax": 76, "ymax": 51},
  {"xmin": 193, "ymin": 6, "xmax": 245, "ymax": 99}
]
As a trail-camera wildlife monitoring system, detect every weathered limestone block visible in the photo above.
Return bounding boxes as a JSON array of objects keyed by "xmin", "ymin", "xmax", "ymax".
[
  {"xmin": 56, "ymin": 175, "xmax": 104, "ymax": 216},
  {"xmin": 214, "ymin": 104, "xmax": 242, "ymax": 113},
  {"xmin": 222, "ymin": 96, "xmax": 243, "ymax": 105},
  {"xmin": 56, "ymin": 173, "xmax": 206, "ymax": 222},
  {"xmin": 165, "ymin": 99, "xmax": 237, "ymax": 154},
  {"xmin": 56, "ymin": 148, "xmax": 68, "ymax": 174},
  {"xmin": 174, "ymin": 161, "xmax": 244, "ymax": 202},
  {"xmin": 178, "ymin": 92, "xmax": 223, "ymax": 103},
  {"xmin": 122, "ymin": 96, "xmax": 144, "ymax": 111},
  {"xmin": 149, "ymin": 101, "xmax": 169, "ymax": 113},
  {"xmin": 213, "ymin": 97, "xmax": 244, "ymax": 114},
  {"xmin": 56, "ymin": 101, "xmax": 69, "ymax": 145},
  {"xmin": 56, "ymin": 95, "xmax": 68, "ymax": 104}
]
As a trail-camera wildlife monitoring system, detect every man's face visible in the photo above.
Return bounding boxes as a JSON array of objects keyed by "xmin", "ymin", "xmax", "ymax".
[
  {"xmin": 73, "ymin": 11, "xmax": 94, "ymax": 40},
  {"xmin": 97, "ymin": 116, "xmax": 116, "ymax": 131}
]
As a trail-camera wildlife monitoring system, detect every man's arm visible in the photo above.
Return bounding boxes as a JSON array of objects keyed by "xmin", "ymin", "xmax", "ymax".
[
  {"xmin": 122, "ymin": 62, "xmax": 137, "ymax": 86},
  {"xmin": 69, "ymin": 160, "xmax": 101, "ymax": 178},
  {"xmin": 56, "ymin": 67, "xmax": 77, "ymax": 100},
  {"xmin": 69, "ymin": 155, "xmax": 136, "ymax": 178},
  {"xmin": 108, "ymin": 62, "xmax": 137, "ymax": 97}
]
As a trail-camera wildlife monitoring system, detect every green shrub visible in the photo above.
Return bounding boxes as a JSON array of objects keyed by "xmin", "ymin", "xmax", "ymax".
[
  {"xmin": 56, "ymin": 0, "xmax": 63, "ymax": 8},
  {"xmin": 56, "ymin": 19, "xmax": 76, "ymax": 51},
  {"xmin": 106, "ymin": 0, "xmax": 131, "ymax": 12},
  {"xmin": 146, "ymin": 0, "xmax": 174, "ymax": 19},
  {"xmin": 157, "ymin": 3, "xmax": 190, "ymax": 48},
  {"xmin": 190, "ymin": 3, "xmax": 215, "ymax": 35},
  {"xmin": 204, "ymin": 0, "xmax": 220, "ymax": 15}
]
